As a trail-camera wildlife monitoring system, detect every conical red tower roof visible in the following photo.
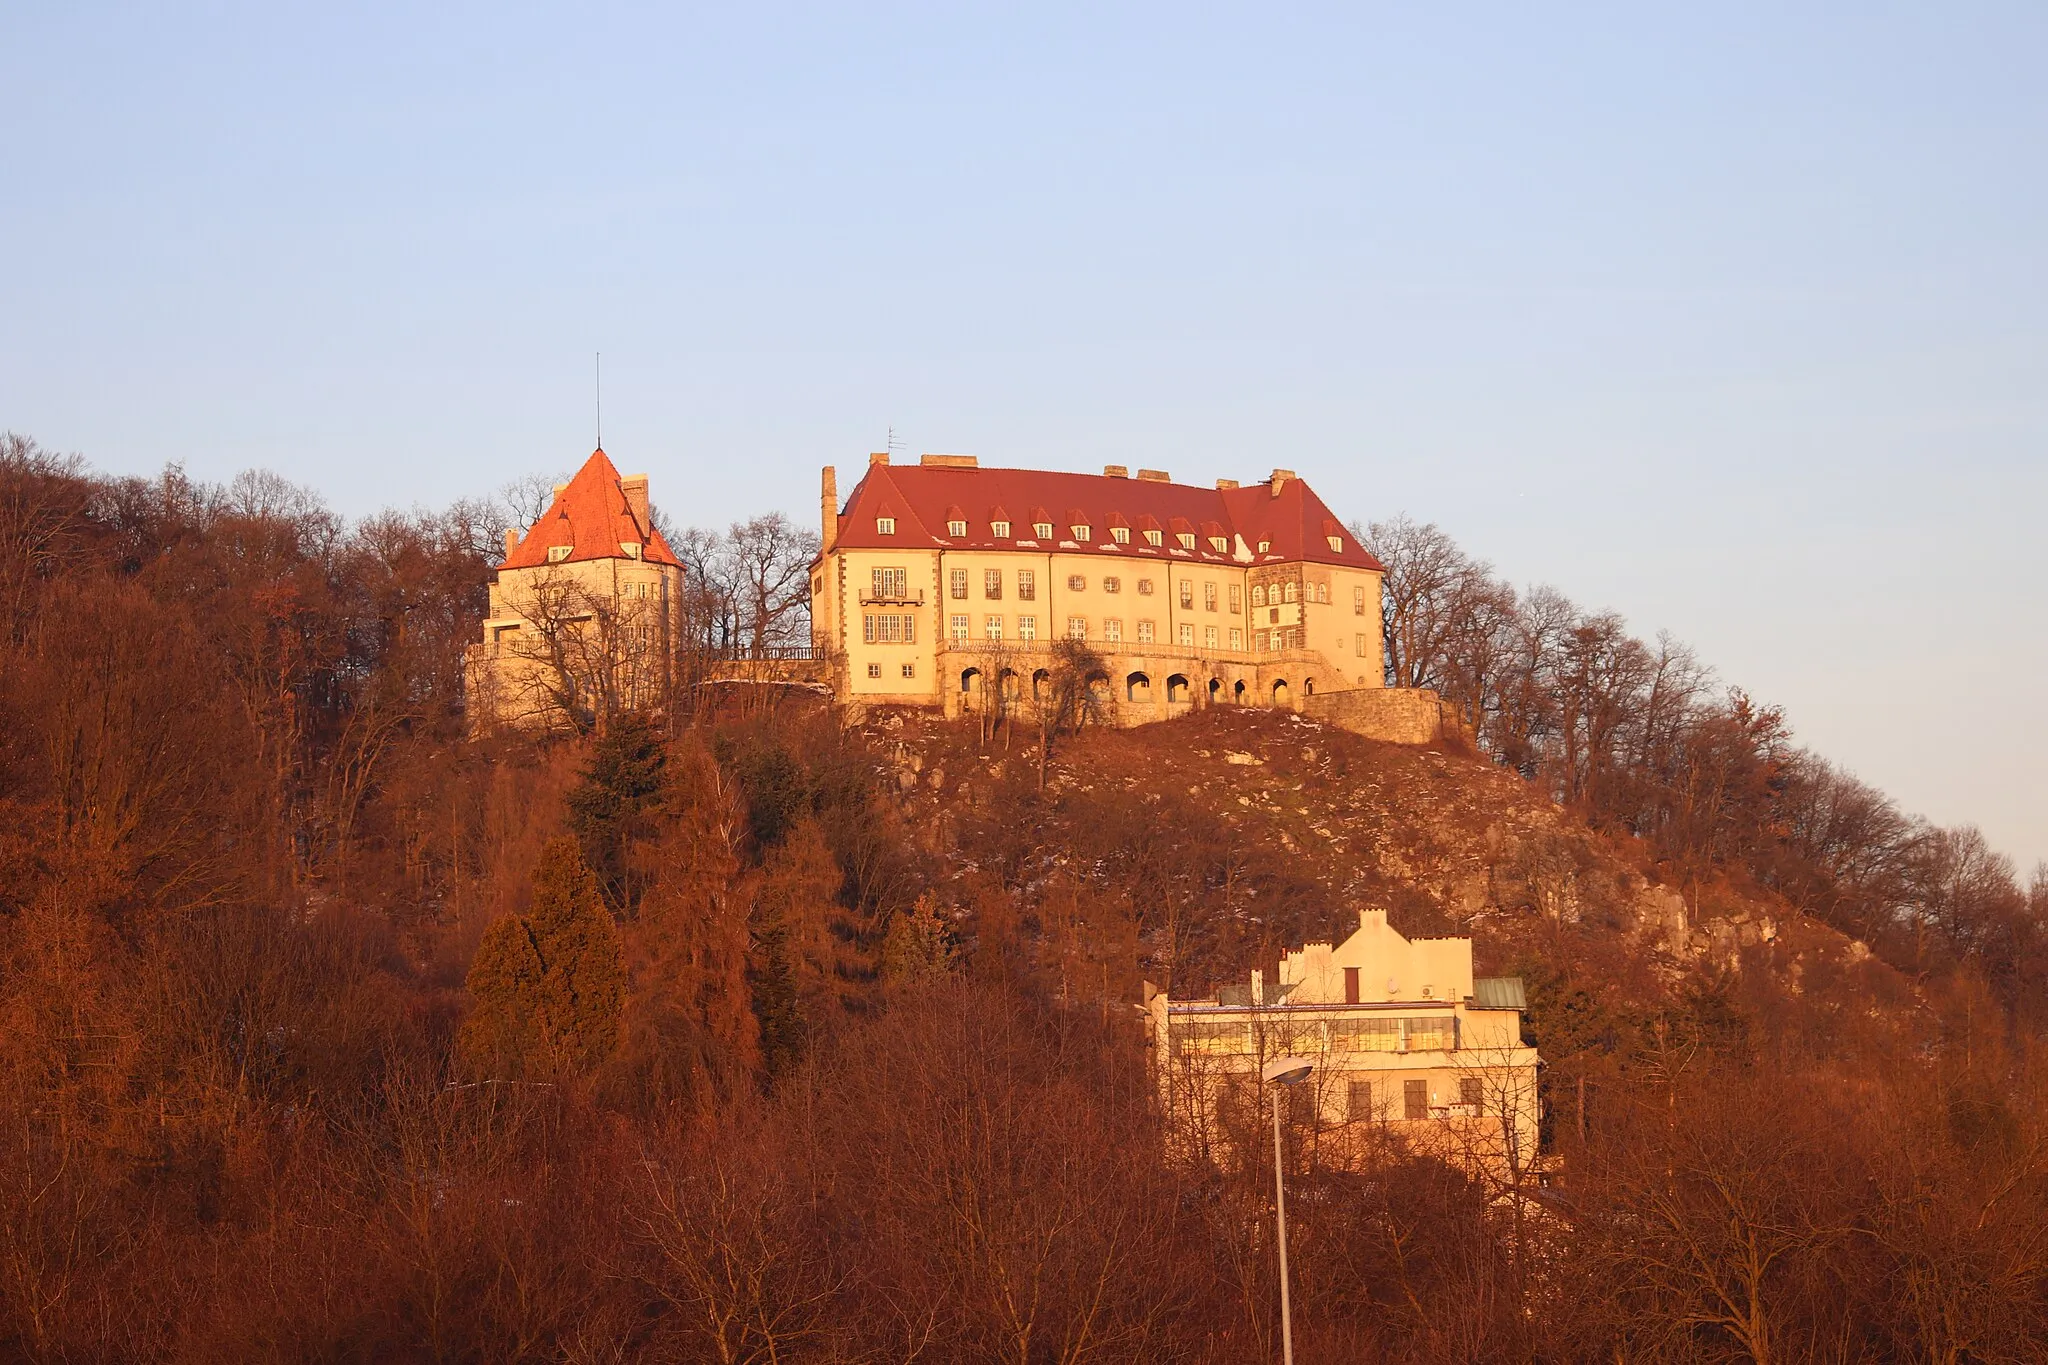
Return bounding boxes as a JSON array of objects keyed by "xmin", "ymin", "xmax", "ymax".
[{"xmin": 501, "ymin": 448, "xmax": 681, "ymax": 570}]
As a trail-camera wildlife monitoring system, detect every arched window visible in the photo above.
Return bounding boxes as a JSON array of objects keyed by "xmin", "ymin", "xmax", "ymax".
[{"xmin": 1252, "ymin": 584, "xmax": 1266, "ymax": 607}]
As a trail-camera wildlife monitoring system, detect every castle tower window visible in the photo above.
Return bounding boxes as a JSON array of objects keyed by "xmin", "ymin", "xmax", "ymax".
[
  {"xmin": 876, "ymin": 517, "xmax": 896, "ymax": 534},
  {"xmin": 1111, "ymin": 526, "xmax": 1131, "ymax": 544}
]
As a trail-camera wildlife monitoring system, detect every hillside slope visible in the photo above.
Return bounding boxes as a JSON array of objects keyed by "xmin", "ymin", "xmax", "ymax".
[{"xmin": 864, "ymin": 705, "xmax": 1917, "ymax": 1030}]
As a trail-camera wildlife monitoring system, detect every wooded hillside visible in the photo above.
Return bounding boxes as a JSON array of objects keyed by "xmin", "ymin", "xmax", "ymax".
[{"xmin": 2, "ymin": 434, "xmax": 2045, "ymax": 1363}]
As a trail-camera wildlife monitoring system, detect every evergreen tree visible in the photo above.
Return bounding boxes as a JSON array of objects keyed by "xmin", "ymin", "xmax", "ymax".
[
  {"xmin": 881, "ymin": 892, "xmax": 956, "ymax": 984},
  {"xmin": 460, "ymin": 836, "xmax": 624, "ymax": 1077},
  {"xmin": 567, "ymin": 712, "xmax": 668, "ymax": 913}
]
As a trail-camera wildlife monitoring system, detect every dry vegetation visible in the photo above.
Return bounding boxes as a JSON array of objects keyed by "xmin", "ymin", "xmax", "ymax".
[{"xmin": 2, "ymin": 432, "xmax": 2046, "ymax": 1363}]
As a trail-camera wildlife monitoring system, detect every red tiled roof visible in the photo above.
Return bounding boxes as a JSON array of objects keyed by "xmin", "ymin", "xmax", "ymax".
[
  {"xmin": 829, "ymin": 463, "xmax": 1384, "ymax": 571},
  {"xmin": 501, "ymin": 448, "xmax": 682, "ymax": 570}
]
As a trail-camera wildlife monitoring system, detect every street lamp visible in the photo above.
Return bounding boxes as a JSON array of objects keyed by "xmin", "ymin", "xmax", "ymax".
[{"xmin": 1261, "ymin": 1054, "xmax": 1315, "ymax": 1365}]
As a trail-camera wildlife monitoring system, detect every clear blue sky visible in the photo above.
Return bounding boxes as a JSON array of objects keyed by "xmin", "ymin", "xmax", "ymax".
[{"xmin": 4, "ymin": 4, "xmax": 2043, "ymax": 870}]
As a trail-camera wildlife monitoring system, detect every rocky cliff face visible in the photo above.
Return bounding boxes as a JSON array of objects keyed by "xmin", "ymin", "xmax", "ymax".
[{"xmin": 861, "ymin": 705, "xmax": 1914, "ymax": 1026}]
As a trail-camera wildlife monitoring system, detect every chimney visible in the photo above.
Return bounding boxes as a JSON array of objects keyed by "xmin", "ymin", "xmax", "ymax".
[
  {"xmin": 1135, "ymin": 468, "xmax": 1171, "ymax": 483},
  {"xmin": 920, "ymin": 453, "xmax": 979, "ymax": 469},
  {"xmin": 502, "ymin": 528, "xmax": 519, "ymax": 560},
  {"xmin": 620, "ymin": 474, "xmax": 650, "ymax": 527},
  {"xmin": 1103, "ymin": 464, "xmax": 1129, "ymax": 478},
  {"xmin": 869, "ymin": 451, "xmax": 890, "ymax": 465},
  {"xmin": 820, "ymin": 465, "xmax": 839, "ymax": 552},
  {"xmin": 1269, "ymin": 468, "xmax": 1296, "ymax": 498},
  {"xmin": 1216, "ymin": 478, "xmax": 1240, "ymax": 490},
  {"xmin": 1251, "ymin": 968, "xmax": 1266, "ymax": 1006},
  {"xmin": 553, "ymin": 482, "xmax": 569, "ymax": 498}
]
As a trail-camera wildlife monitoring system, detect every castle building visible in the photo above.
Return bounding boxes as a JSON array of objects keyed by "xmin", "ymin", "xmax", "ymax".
[
  {"xmin": 1149, "ymin": 910, "xmax": 1539, "ymax": 1182},
  {"xmin": 465, "ymin": 448, "xmax": 684, "ymax": 731},
  {"xmin": 810, "ymin": 453, "xmax": 1391, "ymax": 721}
]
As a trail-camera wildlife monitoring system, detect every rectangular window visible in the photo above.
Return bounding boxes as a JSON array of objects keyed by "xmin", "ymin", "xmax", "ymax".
[
  {"xmin": 1229, "ymin": 583, "xmax": 1243, "ymax": 614},
  {"xmin": 901, "ymin": 662, "xmax": 915, "ymax": 678},
  {"xmin": 1137, "ymin": 619, "xmax": 1156, "ymax": 644},
  {"xmin": 1355, "ymin": 585, "xmax": 1368, "ymax": 615},
  {"xmin": 867, "ymin": 662, "xmax": 882, "ymax": 678},
  {"xmin": 950, "ymin": 614, "xmax": 969, "ymax": 642},
  {"xmin": 1254, "ymin": 630, "xmax": 1268, "ymax": 652},
  {"xmin": 1178, "ymin": 622, "xmax": 1194, "ymax": 646},
  {"xmin": 1067, "ymin": 574, "xmax": 1087, "ymax": 592},
  {"xmin": 1017, "ymin": 570, "xmax": 1036, "ymax": 601},
  {"xmin": 1136, "ymin": 578, "xmax": 1155, "ymax": 596},
  {"xmin": 1178, "ymin": 580, "xmax": 1194, "ymax": 608},
  {"xmin": 1287, "ymin": 1082, "xmax": 1316, "ymax": 1126},
  {"xmin": 865, "ymin": 613, "xmax": 915, "ymax": 644},
  {"xmin": 1404, "ymin": 1079, "xmax": 1429, "ymax": 1121},
  {"xmin": 876, "ymin": 517, "xmax": 896, "ymax": 535},
  {"xmin": 872, "ymin": 567, "xmax": 908, "ymax": 599},
  {"xmin": 1460, "ymin": 1078, "xmax": 1484, "ymax": 1112},
  {"xmin": 1345, "ymin": 967, "xmax": 1361, "ymax": 1004},
  {"xmin": 1347, "ymin": 1079, "xmax": 1373, "ymax": 1121},
  {"xmin": 1204, "ymin": 582, "xmax": 1217, "ymax": 611},
  {"xmin": 985, "ymin": 615, "xmax": 1003, "ymax": 641},
  {"xmin": 949, "ymin": 568, "xmax": 968, "ymax": 600},
  {"xmin": 1203, "ymin": 625, "xmax": 1218, "ymax": 649},
  {"xmin": 1067, "ymin": 616, "xmax": 1088, "ymax": 641},
  {"xmin": 1230, "ymin": 627, "xmax": 1243, "ymax": 650},
  {"xmin": 992, "ymin": 520, "xmax": 1011, "ymax": 538},
  {"xmin": 1104, "ymin": 618, "xmax": 1122, "ymax": 643},
  {"xmin": 1018, "ymin": 615, "xmax": 1037, "ymax": 641},
  {"xmin": 984, "ymin": 568, "xmax": 1003, "ymax": 600}
]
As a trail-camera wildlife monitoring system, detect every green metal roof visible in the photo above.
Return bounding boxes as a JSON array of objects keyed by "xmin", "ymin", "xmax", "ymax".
[{"xmin": 1470, "ymin": 977, "xmax": 1527, "ymax": 1009}]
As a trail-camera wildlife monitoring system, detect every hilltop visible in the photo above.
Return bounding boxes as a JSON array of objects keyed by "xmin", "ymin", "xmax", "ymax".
[{"xmin": 864, "ymin": 704, "xmax": 1920, "ymax": 1041}]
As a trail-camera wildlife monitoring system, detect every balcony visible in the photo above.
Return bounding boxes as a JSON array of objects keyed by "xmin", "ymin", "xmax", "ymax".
[{"xmin": 860, "ymin": 589, "xmax": 925, "ymax": 607}]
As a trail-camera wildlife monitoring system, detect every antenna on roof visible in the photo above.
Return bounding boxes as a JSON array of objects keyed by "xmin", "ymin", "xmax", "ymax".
[
  {"xmin": 886, "ymin": 424, "xmax": 905, "ymax": 455},
  {"xmin": 595, "ymin": 352, "xmax": 603, "ymax": 450}
]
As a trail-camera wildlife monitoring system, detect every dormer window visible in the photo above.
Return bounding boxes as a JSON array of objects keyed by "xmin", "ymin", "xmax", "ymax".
[
  {"xmin": 623, "ymin": 542, "xmax": 642, "ymax": 559},
  {"xmin": 1259, "ymin": 539, "xmax": 1272, "ymax": 554},
  {"xmin": 947, "ymin": 519, "xmax": 967, "ymax": 537},
  {"xmin": 1144, "ymin": 529, "xmax": 1163, "ymax": 547},
  {"xmin": 547, "ymin": 545, "xmax": 572, "ymax": 563},
  {"xmin": 1071, "ymin": 525, "xmax": 1091, "ymax": 542},
  {"xmin": 1111, "ymin": 526, "xmax": 1130, "ymax": 544},
  {"xmin": 1327, "ymin": 534, "xmax": 1343, "ymax": 551},
  {"xmin": 1208, "ymin": 536, "xmax": 1228, "ymax": 552},
  {"xmin": 1176, "ymin": 532, "xmax": 1196, "ymax": 550},
  {"xmin": 991, "ymin": 520, "xmax": 1011, "ymax": 537},
  {"xmin": 1033, "ymin": 521, "xmax": 1054, "ymax": 538},
  {"xmin": 876, "ymin": 517, "xmax": 896, "ymax": 535}
]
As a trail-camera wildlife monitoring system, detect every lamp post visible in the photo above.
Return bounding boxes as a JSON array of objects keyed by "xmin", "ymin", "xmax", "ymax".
[{"xmin": 1261, "ymin": 1055, "xmax": 1315, "ymax": 1365}]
